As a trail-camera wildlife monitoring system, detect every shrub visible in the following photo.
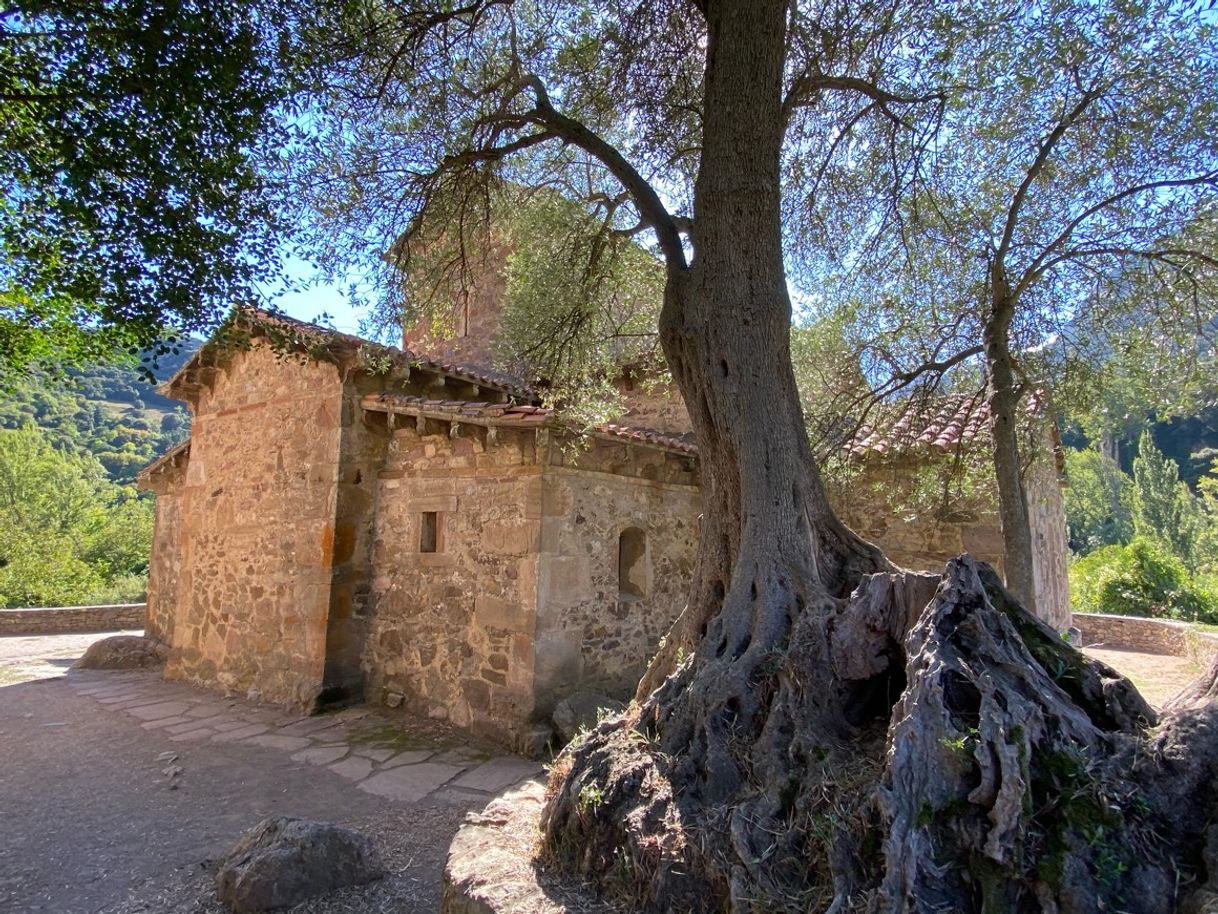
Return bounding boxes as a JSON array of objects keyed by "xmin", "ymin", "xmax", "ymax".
[{"xmin": 1070, "ymin": 537, "xmax": 1218, "ymax": 623}]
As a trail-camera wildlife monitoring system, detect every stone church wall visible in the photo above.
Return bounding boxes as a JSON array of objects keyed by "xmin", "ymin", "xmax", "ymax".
[
  {"xmin": 364, "ymin": 422, "xmax": 544, "ymax": 743},
  {"xmin": 318, "ymin": 374, "xmax": 393, "ymax": 704},
  {"xmin": 163, "ymin": 345, "xmax": 346, "ymax": 706},
  {"xmin": 832, "ymin": 456, "xmax": 1006, "ymax": 576},
  {"xmin": 615, "ymin": 376, "xmax": 694, "ymax": 437},
  {"xmin": 142, "ymin": 462, "xmax": 185, "ymax": 645},
  {"xmin": 1026, "ymin": 444, "xmax": 1072, "ymax": 630},
  {"xmin": 832, "ymin": 437, "xmax": 1070, "ymax": 626},
  {"xmin": 533, "ymin": 442, "xmax": 701, "ymax": 710}
]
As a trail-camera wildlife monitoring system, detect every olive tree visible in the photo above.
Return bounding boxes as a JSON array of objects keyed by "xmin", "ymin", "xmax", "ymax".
[
  {"xmin": 814, "ymin": 0, "xmax": 1218, "ymax": 611},
  {"xmin": 287, "ymin": 1, "xmax": 1218, "ymax": 910}
]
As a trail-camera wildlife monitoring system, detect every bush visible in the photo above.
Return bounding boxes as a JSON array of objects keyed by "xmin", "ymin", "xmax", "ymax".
[
  {"xmin": 1070, "ymin": 537, "xmax": 1218, "ymax": 623},
  {"xmin": 79, "ymin": 573, "xmax": 148, "ymax": 606}
]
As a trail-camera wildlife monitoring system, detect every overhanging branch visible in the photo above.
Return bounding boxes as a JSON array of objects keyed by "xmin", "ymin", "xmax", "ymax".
[
  {"xmin": 517, "ymin": 75, "xmax": 687, "ymax": 270},
  {"xmin": 1015, "ymin": 171, "xmax": 1218, "ymax": 296}
]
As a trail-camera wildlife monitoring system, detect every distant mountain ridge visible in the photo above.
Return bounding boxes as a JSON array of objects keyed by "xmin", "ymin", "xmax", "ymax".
[{"xmin": 0, "ymin": 342, "xmax": 200, "ymax": 484}]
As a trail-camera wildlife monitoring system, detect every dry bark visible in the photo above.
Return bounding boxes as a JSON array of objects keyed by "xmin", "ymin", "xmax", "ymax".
[
  {"xmin": 984, "ymin": 281, "xmax": 1039, "ymax": 615},
  {"xmin": 543, "ymin": 557, "xmax": 1218, "ymax": 913}
]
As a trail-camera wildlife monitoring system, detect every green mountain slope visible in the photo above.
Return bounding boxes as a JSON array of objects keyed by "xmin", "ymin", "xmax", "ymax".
[{"xmin": 0, "ymin": 344, "xmax": 198, "ymax": 484}]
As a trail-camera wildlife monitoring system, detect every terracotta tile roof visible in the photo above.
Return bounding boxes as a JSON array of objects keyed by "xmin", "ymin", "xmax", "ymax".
[
  {"xmin": 362, "ymin": 392, "xmax": 698, "ymax": 456},
  {"xmin": 845, "ymin": 391, "xmax": 1048, "ymax": 457},
  {"xmin": 135, "ymin": 439, "xmax": 191, "ymax": 483},
  {"xmin": 161, "ymin": 308, "xmax": 535, "ymax": 401}
]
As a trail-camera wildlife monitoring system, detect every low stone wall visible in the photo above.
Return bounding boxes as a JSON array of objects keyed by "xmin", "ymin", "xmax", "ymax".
[
  {"xmin": 0, "ymin": 603, "xmax": 146, "ymax": 636},
  {"xmin": 1074, "ymin": 613, "xmax": 1218, "ymax": 666}
]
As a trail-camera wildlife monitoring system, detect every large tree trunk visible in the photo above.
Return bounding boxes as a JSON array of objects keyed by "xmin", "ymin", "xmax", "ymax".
[
  {"xmin": 540, "ymin": 3, "xmax": 1218, "ymax": 911},
  {"xmin": 984, "ymin": 276, "xmax": 1039, "ymax": 614},
  {"xmin": 633, "ymin": 0, "xmax": 886, "ymax": 702}
]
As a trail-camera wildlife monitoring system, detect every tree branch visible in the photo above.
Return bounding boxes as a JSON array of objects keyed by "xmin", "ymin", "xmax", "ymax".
[
  {"xmin": 783, "ymin": 73, "xmax": 945, "ymax": 127},
  {"xmin": 995, "ymin": 86, "xmax": 1104, "ymax": 265},
  {"xmin": 1015, "ymin": 172, "xmax": 1218, "ymax": 296},
  {"xmin": 1024, "ymin": 244, "xmax": 1218, "ymax": 291},
  {"xmin": 518, "ymin": 75, "xmax": 687, "ymax": 270}
]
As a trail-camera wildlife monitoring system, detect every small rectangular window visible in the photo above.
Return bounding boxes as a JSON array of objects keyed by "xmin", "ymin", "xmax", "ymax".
[{"xmin": 420, "ymin": 511, "xmax": 439, "ymax": 553}]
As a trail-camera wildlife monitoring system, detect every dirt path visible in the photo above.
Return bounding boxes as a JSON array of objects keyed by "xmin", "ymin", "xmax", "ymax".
[
  {"xmin": 0, "ymin": 630, "xmax": 143, "ymax": 685},
  {"xmin": 1082, "ymin": 644, "xmax": 1201, "ymax": 709},
  {"xmin": 0, "ymin": 633, "xmax": 541, "ymax": 914}
]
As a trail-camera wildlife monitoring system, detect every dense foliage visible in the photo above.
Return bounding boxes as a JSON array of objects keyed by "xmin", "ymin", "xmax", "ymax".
[
  {"xmin": 1070, "ymin": 539, "xmax": 1218, "ymax": 623},
  {"xmin": 0, "ymin": 424, "xmax": 153, "ymax": 607},
  {"xmin": 1067, "ymin": 431, "xmax": 1218, "ymax": 620},
  {"xmin": 0, "ymin": 0, "xmax": 312, "ymax": 380},
  {"xmin": 0, "ymin": 346, "xmax": 193, "ymax": 483}
]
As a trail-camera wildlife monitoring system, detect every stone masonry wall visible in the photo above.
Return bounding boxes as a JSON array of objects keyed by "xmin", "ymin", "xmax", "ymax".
[
  {"xmin": 1027, "ymin": 444, "xmax": 1072, "ymax": 630},
  {"xmin": 833, "ymin": 458, "xmax": 1006, "ymax": 577},
  {"xmin": 143, "ymin": 463, "xmax": 185, "ymax": 644},
  {"xmin": 615, "ymin": 376, "xmax": 694, "ymax": 437},
  {"xmin": 0, "ymin": 604, "xmax": 145, "ymax": 635},
  {"xmin": 364, "ymin": 422, "xmax": 543, "ymax": 744},
  {"xmin": 533, "ymin": 440, "xmax": 701, "ymax": 711},
  {"xmin": 1074, "ymin": 613, "xmax": 1218, "ymax": 666},
  {"xmin": 832, "ymin": 441, "xmax": 1072, "ymax": 629},
  {"xmin": 319, "ymin": 374, "xmax": 392, "ymax": 704},
  {"xmin": 165, "ymin": 345, "xmax": 346, "ymax": 707}
]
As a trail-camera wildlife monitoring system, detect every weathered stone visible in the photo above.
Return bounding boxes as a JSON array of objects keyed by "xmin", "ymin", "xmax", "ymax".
[
  {"xmin": 451, "ymin": 758, "xmax": 543, "ymax": 794},
  {"xmin": 125, "ymin": 700, "xmax": 192, "ymax": 721},
  {"xmin": 328, "ymin": 756, "xmax": 374, "ymax": 781},
  {"xmin": 141, "ymin": 715, "xmax": 191, "ymax": 730},
  {"xmin": 551, "ymin": 691, "xmax": 624, "ymax": 745},
  {"xmin": 72, "ymin": 635, "xmax": 168, "ymax": 671},
  {"xmin": 169, "ymin": 727, "xmax": 215, "ymax": 742},
  {"xmin": 473, "ymin": 595, "xmax": 529, "ymax": 633},
  {"xmin": 381, "ymin": 749, "xmax": 434, "ymax": 768},
  {"xmin": 352, "ymin": 746, "xmax": 396, "ymax": 762},
  {"xmin": 211, "ymin": 724, "xmax": 270, "ymax": 743},
  {"xmin": 214, "ymin": 817, "xmax": 383, "ymax": 913},
  {"xmin": 441, "ymin": 780, "xmax": 607, "ymax": 914},
  {"xmin": 291, "ymin": 745, "xmax": 348, "ymax": 766},
  {"xmin": 357, "ymin": 762, "xmax": 463, "ymax": 802},
  {"xmin": 242, "ymin": 733, "xmax": 312, "ymax": 752}
]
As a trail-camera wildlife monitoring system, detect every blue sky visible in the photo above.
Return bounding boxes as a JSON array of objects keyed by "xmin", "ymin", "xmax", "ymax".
[{"xmin": 266, "ymin": 255, "xmax": 370, "ymax": 336}]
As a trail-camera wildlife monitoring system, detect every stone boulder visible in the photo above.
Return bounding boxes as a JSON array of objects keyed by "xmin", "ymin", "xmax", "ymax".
[
  {"xmin": 550, "ymin": 691, "xmax": 624, "ymax": 746},
  {"xmin": 72, "ymin": 635, "xmax": 168, "ymax": 670},
  {"xmin": 215, "ymin": 817, "xmax": 383, "ymax": 913}
]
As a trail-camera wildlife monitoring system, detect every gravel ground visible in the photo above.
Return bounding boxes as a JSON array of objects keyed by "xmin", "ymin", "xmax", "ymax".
[
  {"xmin": 1082, "ymin": 645, "xmax": 1202, "ymax": 708},
  {"xmin": 0, "ymin": 630, "xmax": 143, "ymax": 685},
  {"xmin": 0, "ymin": 634, "xmax": 517, "ymax": 914}
]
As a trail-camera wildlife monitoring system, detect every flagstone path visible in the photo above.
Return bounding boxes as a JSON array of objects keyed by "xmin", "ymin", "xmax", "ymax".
[
  {"xmin": 0, "ymin": 632, "xmax": 543, "ymax": 914},
  {"xmin": 67, "ymin": 670, "xmax": 542, "ymax": 804}
]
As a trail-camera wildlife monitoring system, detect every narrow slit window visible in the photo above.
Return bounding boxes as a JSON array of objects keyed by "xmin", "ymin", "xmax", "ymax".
[
  {"xmin": 618, "ymin": 527, "xmax": 647, "ymax": 601},
  {"xmin": 420, "ymin": 511, "xmax": 439, "ymax": 553}
]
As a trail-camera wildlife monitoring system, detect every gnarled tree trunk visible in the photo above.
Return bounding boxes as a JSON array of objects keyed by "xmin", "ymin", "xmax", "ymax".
[
  {"xmin": 540, "ymin": 2, "xmax": 1218, "ymax": 911},
  {"xmin": 985, "ymin": 276, "xmax": 1039, "ymax": 614}
]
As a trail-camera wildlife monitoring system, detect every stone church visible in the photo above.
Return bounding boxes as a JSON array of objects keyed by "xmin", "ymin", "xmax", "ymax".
[{"xmin": 138, "ymin": 307, "xmax": 1069, "ymax": 751}]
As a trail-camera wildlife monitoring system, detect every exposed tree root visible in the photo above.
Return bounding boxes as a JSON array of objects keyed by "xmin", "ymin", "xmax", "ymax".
[{"xmin": 541, "ymin": 556, "xmax": 1218, "ymax": 913}]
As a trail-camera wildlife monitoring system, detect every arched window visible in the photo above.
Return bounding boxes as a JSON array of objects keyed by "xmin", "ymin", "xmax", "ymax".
[{"xmin": 618, "ymin": 527, "xmax": 647, "ymax": 601}]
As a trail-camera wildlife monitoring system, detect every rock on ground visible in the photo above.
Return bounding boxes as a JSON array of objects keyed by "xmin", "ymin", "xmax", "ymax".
[
  {"xmin": 72, "ymin": 635, "xmax": 168, "ymax": 670},
  {"xmin": 215, "ymin": 816, "xmax": 384, "ymax": 913},
  {"xmin": 551, "ymin": 692, "xmax": 624, "ymax": 745}
]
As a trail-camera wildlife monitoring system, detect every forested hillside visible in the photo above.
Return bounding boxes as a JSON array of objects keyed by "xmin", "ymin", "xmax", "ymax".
[{"xmin": 0, "ymin": 344, "xmax": 197, "ymax": 484}]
